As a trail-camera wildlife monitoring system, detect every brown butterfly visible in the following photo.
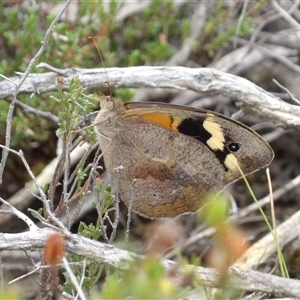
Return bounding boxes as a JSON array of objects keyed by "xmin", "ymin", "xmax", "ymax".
[{"xmin": 94, "ymin": 97, "xmax": 274, "ymax": 218}]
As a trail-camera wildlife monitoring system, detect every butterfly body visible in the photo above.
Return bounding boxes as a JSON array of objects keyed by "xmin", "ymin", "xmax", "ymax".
[{"xmin": 95, "ymin": 97, "xmax": 274, "ymax": 218}]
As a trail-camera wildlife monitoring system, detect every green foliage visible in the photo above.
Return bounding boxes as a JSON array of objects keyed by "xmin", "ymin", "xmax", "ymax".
[
  {"xmin": 62, "ymin": 255, "xmax": 104, "ymax": 297},
  {"xmin": 100, "ymin": 257, "xmax": 188, "ymax": 299},
  {"xmin": 78, "ymin": 221, "xmax": 102, "ymax": 240},
  {"xmin": 204, "ymin": 3, "xmax": 254, "ymax": 57},
  {"xmin": 92, "ymin": 181, "xmax": 115, "ymax": 214},
  {"xmin": 12, "ymin": 104, "xmax": 50, "ymax": 148},
  {"xmin": 114, "ymin": 88, "xmax": 135, "ymax": 102},
  {"xmin": 254, "ymin": 0, "xmax": 268, "ymax": 11},
  {"xmin": 77, "ymin": 183, "xmax": 114, "ymax": 241},
  {"xmin": 52, "ymin": 77, "xmax": 98, "ymax": 140},
  {"xmin": 199, "ymin": 194, "xmax": 231, "ymax": 227},
  {"xmin": 0, "ymin": 290, "xmax": 21, "ymax": 300}
]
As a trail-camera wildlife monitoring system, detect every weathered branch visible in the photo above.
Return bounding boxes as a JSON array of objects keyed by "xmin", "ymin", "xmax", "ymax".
[
  {"xmin": 0, "ymin": 228, "xmax": 300, "ymax": 297},
  {"xmin": 1, "ymin": 66, "xmax": 299, "ymax": 129}
]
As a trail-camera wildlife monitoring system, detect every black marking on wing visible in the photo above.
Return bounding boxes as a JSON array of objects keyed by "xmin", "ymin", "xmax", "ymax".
[{"xmin": 177, "ymin": 117, "xmax": 232, "ymax": 172}]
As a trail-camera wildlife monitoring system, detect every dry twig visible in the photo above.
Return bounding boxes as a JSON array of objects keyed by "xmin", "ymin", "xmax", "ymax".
[{"xmin": 0, "ymin": 228, "xmax": 300, "ymax": 298}]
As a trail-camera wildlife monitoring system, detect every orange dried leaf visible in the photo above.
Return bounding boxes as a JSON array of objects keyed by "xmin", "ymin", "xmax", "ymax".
[{"xmin": 44, "ymin": 232, "xmax": 65, "ymax": 266}]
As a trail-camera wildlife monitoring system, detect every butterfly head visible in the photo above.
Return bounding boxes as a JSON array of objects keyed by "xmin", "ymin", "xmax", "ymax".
[
  {"xmin": 94, "ymin": 96, "xmax": 126, "ymax": 140},
  {"xmin": 99, "ymin": 95, "xmax": 114, "ymax": 112}
]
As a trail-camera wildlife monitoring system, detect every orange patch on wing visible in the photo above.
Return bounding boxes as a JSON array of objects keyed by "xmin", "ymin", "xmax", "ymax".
[{"xmin": 138, "ymin": 112, "xmax": 181, "ymax": 131}]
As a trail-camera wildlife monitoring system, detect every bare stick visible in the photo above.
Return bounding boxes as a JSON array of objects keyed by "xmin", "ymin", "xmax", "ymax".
[
  {"xmin": 1, "ymin": 229, "xmax": 300, "ymax": 298},
  {"xmin": 271, "ymin": 0, "xmax": 300, "ymax": 30},
  {"xmin": 233, "ymin": 0, "xmax": 249, "ymax": 49},
  {"xmin": 272, "ymin": 78, "xmax": 300, "ymax": 105},
  {"xmin": 4, "ymin": 96, "xmax": 59, "ymax": 123},
  {"xmin": 0, "ymin": 197, "xmax": 37, "ymax": 231},
  {"xmin": 9, "ymin": 266, "xmax": 41, "ymax": 285}
]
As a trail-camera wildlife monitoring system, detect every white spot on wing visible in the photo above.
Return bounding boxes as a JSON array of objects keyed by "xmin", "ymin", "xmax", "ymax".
[
  {"xmin": 224, "ymin": 153, "xmax": 239, "ymax": 171},
  {"xmin": 203, "ymin": 118, "xmax": 225, "ymax": 151}
]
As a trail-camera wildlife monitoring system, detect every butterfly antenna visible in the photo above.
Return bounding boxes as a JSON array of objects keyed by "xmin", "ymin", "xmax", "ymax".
[{"xmin": 88, "ymin": 36, "xmax": 113, "ymax": 100}]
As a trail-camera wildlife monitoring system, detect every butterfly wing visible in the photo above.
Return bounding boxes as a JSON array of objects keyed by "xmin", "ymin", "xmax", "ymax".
[{"xmin": 96, "ymin": 100, "xmax": 273, "ymax": 218}]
